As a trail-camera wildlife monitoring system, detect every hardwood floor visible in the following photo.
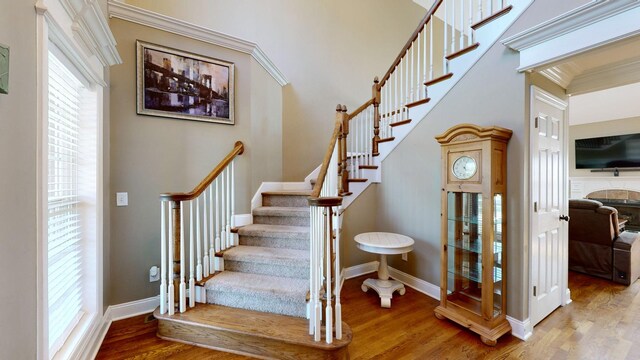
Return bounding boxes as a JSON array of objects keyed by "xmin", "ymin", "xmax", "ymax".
[{"xmin": 97, "ymin": 272, "xmax": 640, "ymax": 359}]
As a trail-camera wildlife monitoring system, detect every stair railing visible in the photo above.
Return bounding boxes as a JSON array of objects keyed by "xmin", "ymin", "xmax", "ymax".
[
  {"xmin": 338, "ymin": 0, "xmax": 514, "ymax": 187},
  {"xmin": 308, "ymin": 106, "xmax": 345, "ymax": 343},
  {"xmin": 159, "ymin": 141, "xmax": 244, "ymax": 316}
]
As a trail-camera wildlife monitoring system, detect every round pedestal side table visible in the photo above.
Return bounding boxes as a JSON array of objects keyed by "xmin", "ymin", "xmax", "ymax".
[{"xmin": 354, "ymin": 232, "xmax": 415, "ymax": 308}]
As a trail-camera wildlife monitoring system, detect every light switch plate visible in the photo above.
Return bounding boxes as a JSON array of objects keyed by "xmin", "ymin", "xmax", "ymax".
[
  {"xmin": 116, "ymin": 192, "xmax": 128, "ymax": 207},
  {"xmin": 0, "ymin": 44, "xmax": 8, "ymax": 95}
]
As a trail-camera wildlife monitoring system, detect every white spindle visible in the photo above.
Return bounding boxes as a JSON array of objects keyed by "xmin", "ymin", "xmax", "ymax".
[
  {"xmin": 203, "ymin": 189, "xmax": 210, "ymax": 277},
  {"xmin": 444, "ymin": 0, "xmax": 449, "ymax": 73},
  {"xmin": 324, "ymin": 208, "xmax": 333, "ymax": 344},
  {"xmin": 189, "ymin": 200, "xmax": 195, "ymax": 308},
  {"xmin": 228, "ymin": 165, "xmax": 231, "ymax": 246},
  {"xmin": 334, "ymin": 207, "xmax": 342, "ymax": 339},
  {"xmin": 196, "ymin": 196, "xmax": 202, "ymax": 281},
  {"xmin": 221, "ymin": 168, "xmax": 226, "ymax": 251},
  {"xmin": 430, "ymin": 15, "xmax": 434, "ymax": 80},
  {"xmin": 478, "ymin": 0, "xmax": 483, "ymax": 20},
  {"xmin": 488, "ymin": 0, "xmax": 493, "ymax": 15},
  {"xmin": 160, "ymin": 201, "xmax": 167, "ymax": 314},
  {"xmin": 460, "ymin": 0, "xmax": 465, "ymax": 48},
  {"xmin": 231, "ymin": 159, "xmax": 236, "ymax": 246},
  {"xmin": 179, "ymin": 201, "xmax": 186, "ymax": 313},
  {"xmin": 410, "ymin": 44, "xmax": 414, "ymax": 103},
  {"xmin": 209, "ymin": 183, "xmax": 214, "ymax": 272},
  {"xmin": 309, "ymin": 206, "xmax": 316, "ymax": 336},
  {"xmin": 451, "ymin": 0, "xmax": 456, "ymax": 54},
  {"xmin": 215, "ymin": 177, "xmax": 220, "ymax": 253},
  {"xmin": 469, "ymin": 0, "xmax": 474, "ymax": 44},
  {"xmin": 314, "ymin": 207, "xmax": 321, "ymax": 341},
  {"xmin": 168, "ymin": 203, "xmax": 175, "ymax": 315}
]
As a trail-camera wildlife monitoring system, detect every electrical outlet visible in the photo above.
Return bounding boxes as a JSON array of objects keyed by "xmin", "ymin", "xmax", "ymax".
[
  {"xmin": 149, "ymin": 266, "xmax": 160, "ymax": 282},
  {"xmin": 402, "ymin": 253, "xmax": 408, "ymax": 262},
  {"xmin": 116, "ymin": 192, "xmax": 128, "ymax": 207}
]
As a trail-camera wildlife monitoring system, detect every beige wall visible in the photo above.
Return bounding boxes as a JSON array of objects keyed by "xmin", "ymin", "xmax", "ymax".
[
  {"xmin": 108, "ymin": 18, "xmax": 283, "ymax": 304},
  {"xmin": 569, "ymin": 117, "xmax": 640, "ymax": 178},
  {"xmin": 0, "ymin": 1, "xmax": 37, "ymax": 357},
  {"xmin": 124, "ymin": 0, "xmax": 426, "ymax": 181}
]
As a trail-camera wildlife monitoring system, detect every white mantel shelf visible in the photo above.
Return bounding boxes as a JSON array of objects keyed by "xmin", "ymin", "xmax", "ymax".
[{"xmin": 570, "ymin": 176, "xmax": 640, "ymax": 199}]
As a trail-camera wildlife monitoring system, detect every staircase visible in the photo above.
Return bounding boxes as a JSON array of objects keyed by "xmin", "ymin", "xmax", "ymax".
[{"xmin": 154, "ymin": 0, "xmax": 532, "ymax": 358}]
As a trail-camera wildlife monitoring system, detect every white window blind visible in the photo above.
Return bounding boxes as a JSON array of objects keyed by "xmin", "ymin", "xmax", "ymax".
[{"xmin": 47, "ymin": 51, "xmax": 85, "ymax": 357}]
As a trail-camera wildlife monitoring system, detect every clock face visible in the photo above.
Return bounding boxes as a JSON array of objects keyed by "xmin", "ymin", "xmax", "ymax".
[{"xmin": 452, "ymin": 155, "xmax": 477, "ymax": 180}]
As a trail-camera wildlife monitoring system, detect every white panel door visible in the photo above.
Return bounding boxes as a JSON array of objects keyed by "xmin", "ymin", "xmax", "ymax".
[{"xmin": 530, "ymin": 86, "xmax": 569, "ymax": 326}]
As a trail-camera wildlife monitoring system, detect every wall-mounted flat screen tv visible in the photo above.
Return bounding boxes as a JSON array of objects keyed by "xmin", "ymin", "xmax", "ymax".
[{"xmin": 575, "ymin": 133, "xmax": 640, "ymax": 169}]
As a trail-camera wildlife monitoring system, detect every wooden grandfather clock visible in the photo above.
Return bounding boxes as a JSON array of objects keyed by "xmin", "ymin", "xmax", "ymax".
[{"xmin": 434, "ymin": 123, "xmax": 512, "ymax": 346}]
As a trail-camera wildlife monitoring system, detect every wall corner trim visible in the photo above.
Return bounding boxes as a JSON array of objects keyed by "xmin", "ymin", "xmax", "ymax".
[
  {"xmin": 107, "ymin": 0, "xmax": 288, "ymax": 86},
  {"xmin": 83, "ymin": 296, "xmax": 160, "ymax": 359},
  {"xmin": 506, "ymin": 316, "xmax": 533, "ymax": 341}
]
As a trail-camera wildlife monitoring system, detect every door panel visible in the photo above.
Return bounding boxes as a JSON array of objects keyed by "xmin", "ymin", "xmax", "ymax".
[{"xmin": 530, "ymin": 87, "xmax": 568, "ymax": 326}]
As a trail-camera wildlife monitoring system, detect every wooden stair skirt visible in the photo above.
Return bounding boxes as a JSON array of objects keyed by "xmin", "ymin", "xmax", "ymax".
[{"xmin": 155, "ymin": 304, "xmax": 352, "ymax": 359}]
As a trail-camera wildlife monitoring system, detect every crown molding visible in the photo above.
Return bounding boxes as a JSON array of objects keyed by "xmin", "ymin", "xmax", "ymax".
[
  {"xmin": 502, "ymin": 0, "xmax": 640, "ymax": 72},
  {"xmin": 107, "ymin": 1, "xmax": 288, "ymax": 86},
  {"xmin": 58, "ymin": 0, "xmax": 122, "ymax": 66}
]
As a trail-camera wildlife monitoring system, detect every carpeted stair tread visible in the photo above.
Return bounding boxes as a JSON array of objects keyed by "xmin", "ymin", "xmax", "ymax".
[
  {"xmin": 224, "ymin": 245, "xmax": 309, "ymax": 266},
  {"xmin": 238, "ymin": 224, "xmax": 309, "ymax": 239},
  {"xmin": 253, "ymin": 206, "xmax": 309, "ymax": 217},
  {"xmin": 205, "ymin": 271, "xmax": 308, "ymax": 317},
  {"xmin": 261, "ymin": 190, "xmax": 312, "ymax": 196}
]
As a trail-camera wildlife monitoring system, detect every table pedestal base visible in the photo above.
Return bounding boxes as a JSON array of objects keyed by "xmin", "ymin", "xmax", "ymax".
[{"xmin": 361, "ymin": 278, "xmax": 406, "ymax": 308}]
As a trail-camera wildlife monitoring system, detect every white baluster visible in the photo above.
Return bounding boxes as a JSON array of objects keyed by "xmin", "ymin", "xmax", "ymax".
[
  {"xmin": 430, "ymin": 15, "xmax": 434, "ymax": 81},
  {"xmin": 309, "ymin": 206, "xmax": 316, "ymax": 336},
  {"xmin": 209, "ymin": 183, "xmax": 214, "ymax": 272},
  {"xmin": 478, "ymin": 0, "xmax": 483, "ymax": 20},
  {"xmin": 215, "ymin": 177, "xmax": 220, "ymax": 253},
  {"xmin": 202, "ymin": 188, "xmax": 210, "ymax": 277},
  {"xmin": 334, "ymin": 206, "xmax": 342, "ymax": 340},
  {"xmin": 451, "ymin": 0, "xmax": 456, "ymax": 54},
  {"xmin": 469, "ymin": 0, "xmax": 474, "ymax": 44},
  {"xmin": 179, "ymin": 201, "xmax": 186, "ymax": 313},
  {"xmin": 189, "ymin": 200, "xmax": 195, "ymax": 308},
  {"xmin": 314, "ymin": 207, "xmax": 321, "ymax": 341},
  {"xmin": 168, "ymin": 204, "xmax": 174, "ymax": 315},
  {"xmin": 460, "ymin": 0, "xmax": 465, "ymax": 48},
  {"xmin": 443, "ymin": 0, "xmax": 449, "ymax": 74},
  {"xmin": 231, "ymin": 159, "xmax": 236, "ymax": 246},
  {"xmin": 488, "ymin": 0, "xmax": 493, "ymax": 15},
  {"xmin": 195, "ymin": 196, "xmax": 202, "ymax": 281},
  {"xmin": 160, "ymin": 201, "xmax": 167, "ymax": 314},
  {"xmin": 226, "ymin": 164, "xmax": 231, "ymax": 248},
  {"xmin": 410, "ymin": 44, "xmax": 415, "ymax": 103},
  {"xmin": 221, "ymin": 168, "xmax": 227, "ymax": 251},
  {"xmin": 325, "ymin": 208, "xmax": 333, "ymax": 344}
]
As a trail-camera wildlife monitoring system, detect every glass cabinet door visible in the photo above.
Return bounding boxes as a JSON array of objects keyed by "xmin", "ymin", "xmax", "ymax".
[
  {"xmin": 493, "ymin": 193, "xmax": 503, "ymax": 317},
  {"xmin": 446, "ymin": 192, "xmax": 483, "ymax": 315}
]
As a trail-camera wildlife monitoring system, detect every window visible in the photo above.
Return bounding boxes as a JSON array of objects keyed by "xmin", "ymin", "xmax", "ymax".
[{"xmin": 46, "ymin": 49, "xmax": 99, "ymax": 359}]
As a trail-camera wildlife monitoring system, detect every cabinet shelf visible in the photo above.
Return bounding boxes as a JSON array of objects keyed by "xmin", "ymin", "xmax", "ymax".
[
  {"xmin": 447, "ymin": 239, "xmax": 502, "ymax": 254},
  {"xmin": 447, "ymin": 263, "xmax": 502, "ymax": 283}
]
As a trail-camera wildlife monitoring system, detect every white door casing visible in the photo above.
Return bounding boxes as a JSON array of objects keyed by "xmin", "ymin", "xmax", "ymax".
[{"xmin": 529, "ymin": 86, "xmax": 569, "ymax": 327}]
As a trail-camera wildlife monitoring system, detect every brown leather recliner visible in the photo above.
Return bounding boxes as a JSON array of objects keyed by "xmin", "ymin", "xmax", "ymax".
[{"xmin": 569, "ymin": 199, "xmax": 640, "ymax": 285}]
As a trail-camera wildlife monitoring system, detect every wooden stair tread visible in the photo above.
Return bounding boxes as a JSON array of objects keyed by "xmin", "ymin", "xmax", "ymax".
[
  {"xmin": 347, "ymin": 178, "xmax": 367, "ymax": 183},
  {"xmin": 389, "ymin": 119, "xmax": 412, "ymax": 127},
  {"xmin": 471, "ymin": 5, "xmax": 513, "ymax": 30},
  {"xmin": 359, "ymin": 165, "xmax": 378, "ymax": 170},
  {"xmin": 445, "ymin": 42, "xmax": 480, "ymax": 61},
  {"xmin": 424, "ymin": 73, "xmax": 453, "ymax": 87},
  {"xmin": 377, "ymin": 137, "xmax": 395, "ymax": 143},
  {"xmin": 406, "ymin": 97, "xmax": 431, "ymax": 108},
  {"xmin": 155, "ymin": 304, "xmax": 351, "ymax": 349}
]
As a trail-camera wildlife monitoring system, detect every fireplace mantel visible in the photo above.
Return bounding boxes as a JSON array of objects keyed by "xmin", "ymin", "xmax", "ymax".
[{"xmin": 570, "ymin": 177, "xmax": 640, "ymax": 199}]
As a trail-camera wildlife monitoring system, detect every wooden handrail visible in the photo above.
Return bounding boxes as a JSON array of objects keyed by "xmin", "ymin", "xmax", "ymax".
[
  {"xmin": 347, "ymin": 98, "xmax": 375, "ymax": 121},
  {"xmin": 160, "ymin": 141, "xmax": 244, "ymax": 202},
  {"xmin": 379, "ymin": 0, "xmax": 444, "ymax": 88},
  {"xmin": 309, "ymin": 106, "xmax": 344, "ymax": 200}
]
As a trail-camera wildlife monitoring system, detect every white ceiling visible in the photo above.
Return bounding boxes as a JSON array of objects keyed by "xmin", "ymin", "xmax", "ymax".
[{"xmin": 569, "ymin": 82, "xmax": 640, "ymax": 125}]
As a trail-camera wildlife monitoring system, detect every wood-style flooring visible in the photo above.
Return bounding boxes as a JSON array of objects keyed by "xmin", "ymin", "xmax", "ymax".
[{"xmin": 96, "ymin": 272, "xmax": 640, "ymax": 359}]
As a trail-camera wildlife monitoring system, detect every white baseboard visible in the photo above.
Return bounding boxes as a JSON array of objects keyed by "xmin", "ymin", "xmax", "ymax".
[
  {"xmin": 387, "ymin": 266, "xmax": 440, "ymax": 301},
  {"xmin": 506, "ymin": 316, "xmax": 532, "ymax": 340},
  {"xmin": 83, "ymin": 296, "xmax": 160, "ymax": 359},
  {"xmin": 343, "ymin": 261, "xmax": 379, "ymax": 279}
]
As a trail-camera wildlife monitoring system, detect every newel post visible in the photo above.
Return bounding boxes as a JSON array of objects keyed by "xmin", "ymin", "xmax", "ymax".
[
  {"xmin": 372, "ymin": 77, "xmax": 381, "ymax": 156},
  {"xmin": 171, "ymin": 200, "xmax": 181, "ymax": 308},
  {"xmin": 339, "ymin": 105, "xmax": 350, "ymax": 196}
]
